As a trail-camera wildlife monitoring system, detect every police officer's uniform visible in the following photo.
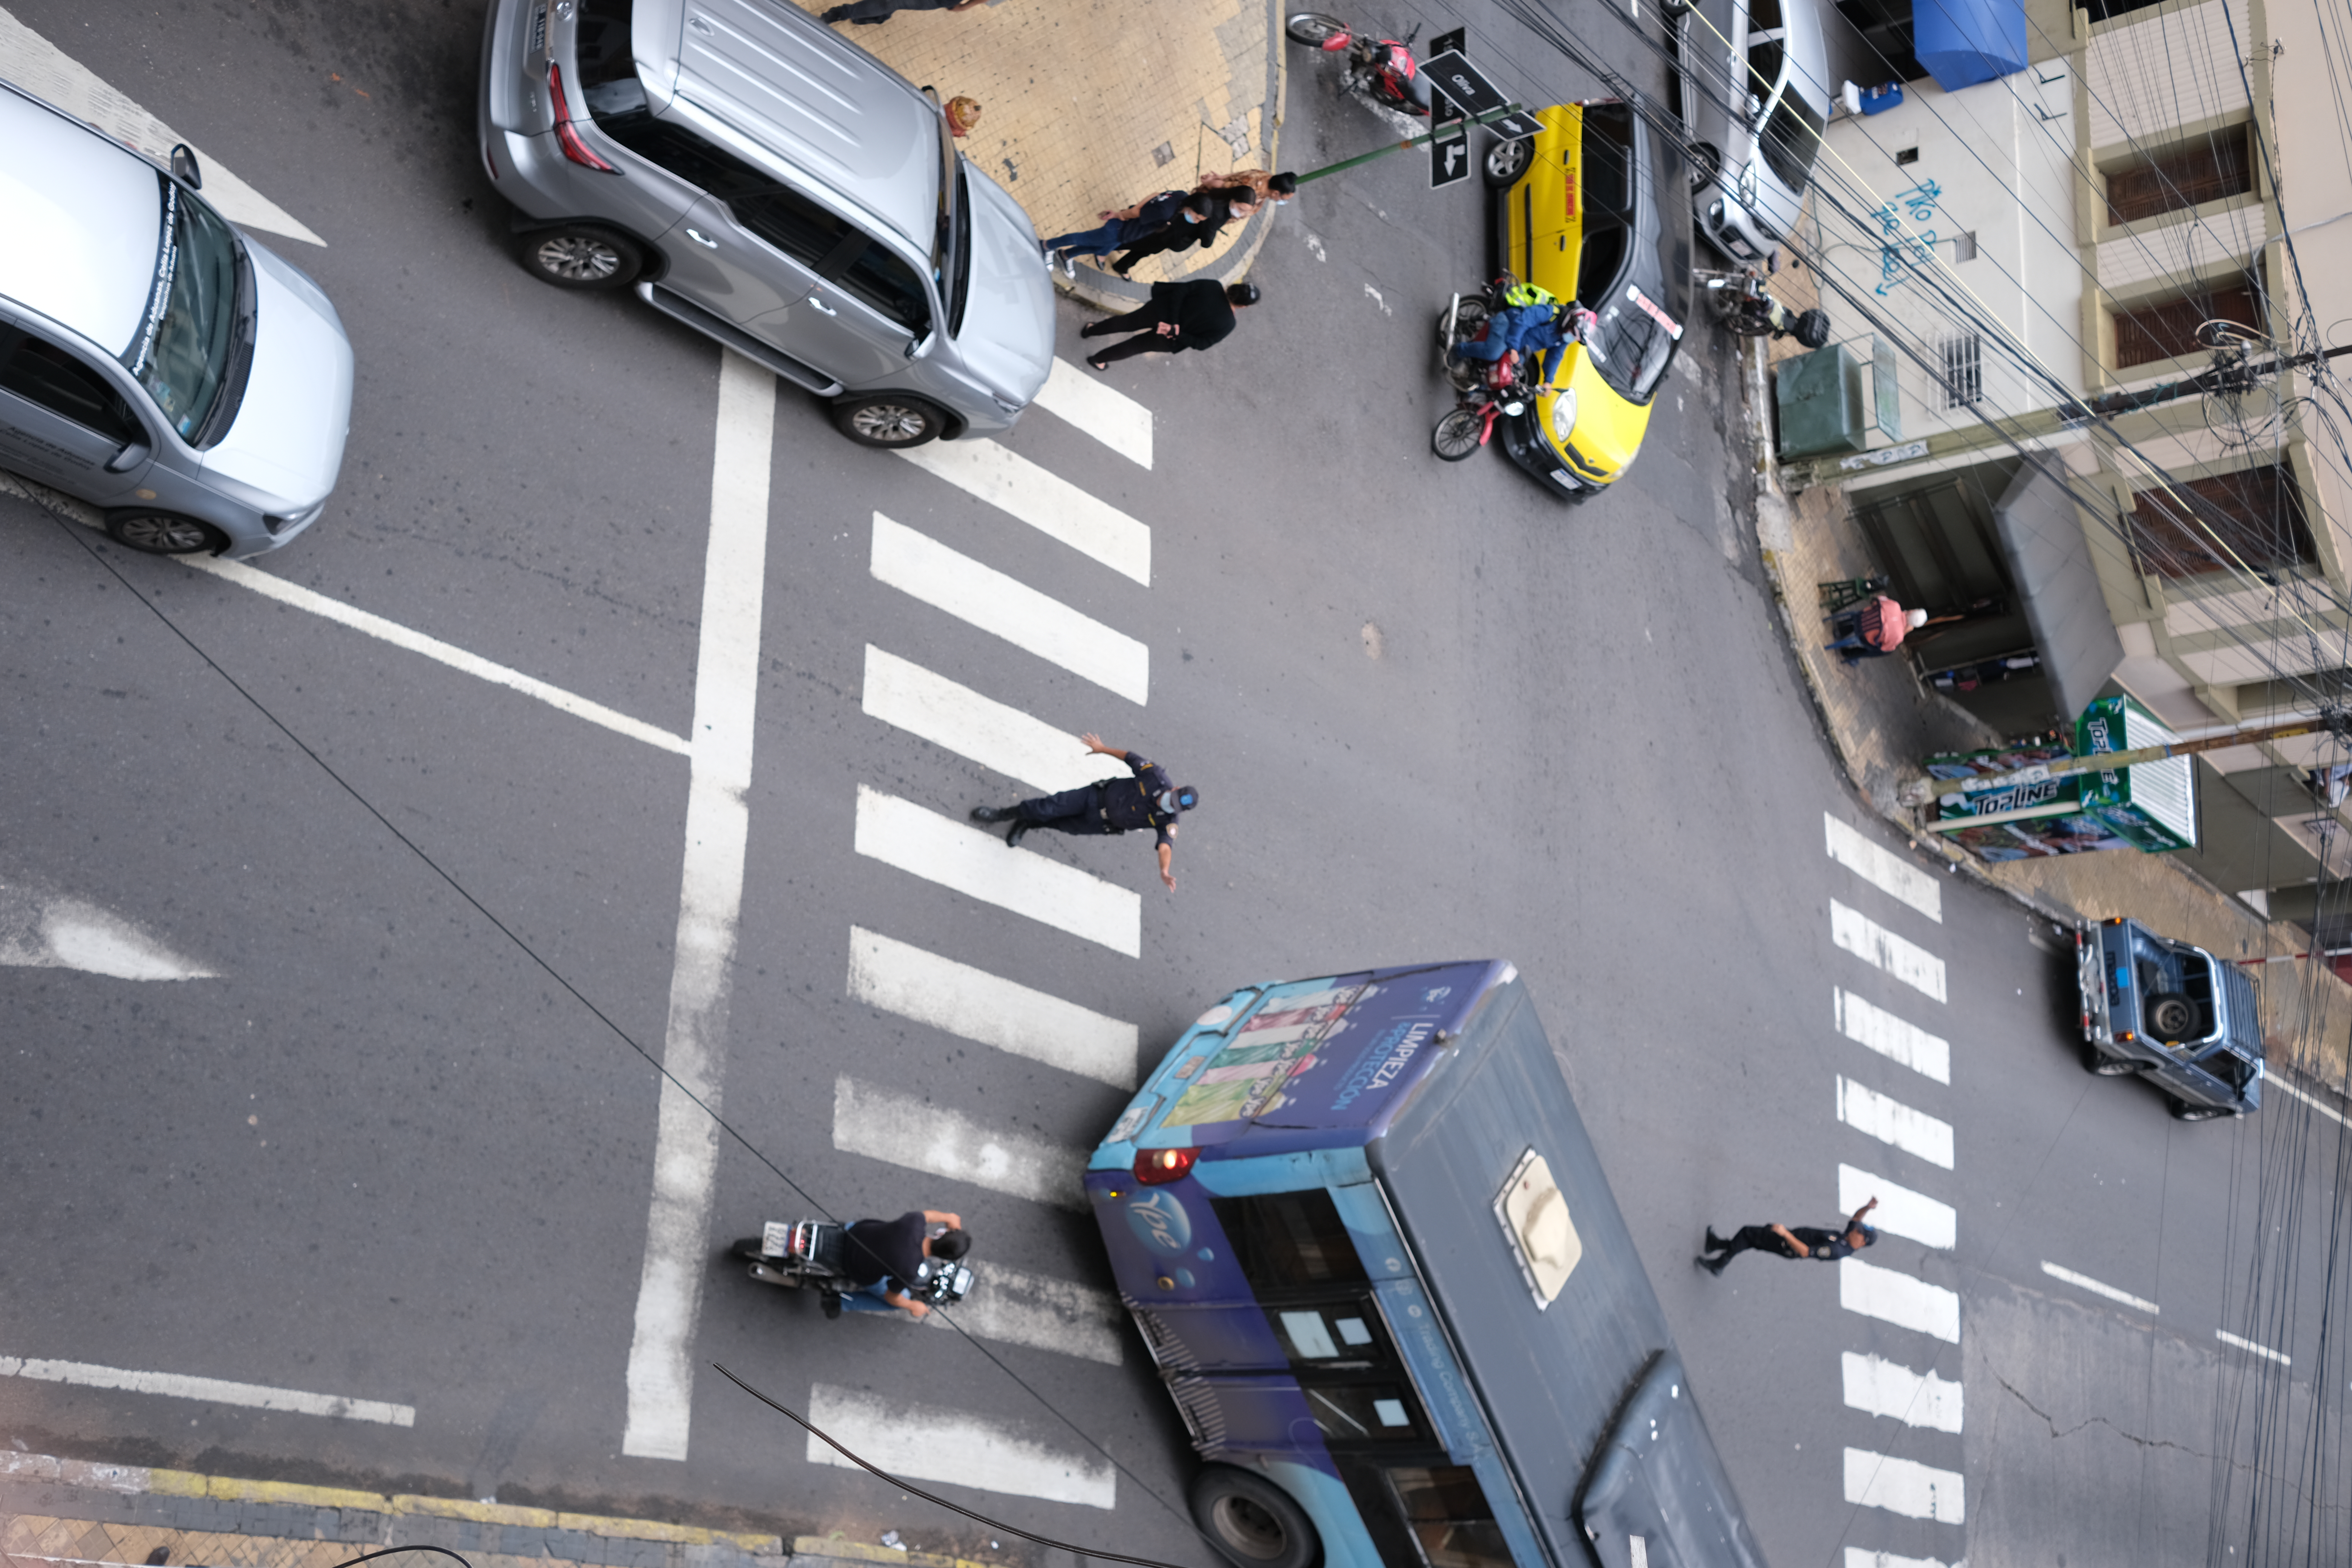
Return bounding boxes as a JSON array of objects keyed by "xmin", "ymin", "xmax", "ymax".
[{"xmin": 1011, "ymin": 751, "xmax": 1184, "ymax": 847}]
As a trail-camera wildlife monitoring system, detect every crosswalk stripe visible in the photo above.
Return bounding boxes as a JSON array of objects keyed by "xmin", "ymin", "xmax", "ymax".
[
  {"xmin": 807, "ymin": 1383, "xmax": 1115, "ymax": 1508},
  {"xmin": 896, "ymin": 439, "xmax": 1151, "ymax": 585},
  {"xmin": 852, "ymin": 786, "xmax": 1141, "ymax": 957},
  {"xmin": 1031, "ymin": 357, "xmax": 1155, "ymax": 469},
  {"xmin": 1837, "ymin": 1077, "xmax": 1954, "ymax": 1169},
  {"xmin": 869, "ymin": 514, "xmax": 1148, "ymax": 704},
  {"xmin": 936, "ymin": 1260, "xmax": 1127, "ymax": 1364},
  {"xmin": 2038, "ymin": 1260, "xmax": 2158, "ymax": 1314},
  {"xmin": 1844, "ymin": 1552, "xmax": 1955, "ymax": 1568},
  {"xmin": 1840, "ymin": 1351, "xmax": 1963, "ymax": 1432},
  {"xmin": 1840, "ymin": 1258, "xmax": 1960, "ymax": 1343},
  {"xmin": 1842, "ymin": 1449, "xmax": 1965, "ymax": 1523},
  {"xmin": 833, "ymin": 1074, "xmax": 1089, "ymax": 1209},
  {"xmin": 1838, "ymin": 1164, "xmax": 1955, "ymax": 1249},
  {"xmin": 1825, "ymin": 815, "xmax": 1942, "ymax": 922},
  {"xmin": 0, "ymin": 7, "xmax": 323, "ymax": 245},
  {"xmin": 860, "ymin": 646, "xmax": 1113, "ymax": 793},
  {"xmin": 2217, "ymin": 1328, "xmax": 2290, "ymax": 1366},
  {"xmin": 847, "ymin": 926, "xmax": 1139, "ymax": 1087},
  {"xmin": 1835, "ymin": 989, "xmax": 1950, "ymax": 1084},
  {"xmin": 1831, "ymin": 900, "xmax": 1947, "ymax": 1002}
]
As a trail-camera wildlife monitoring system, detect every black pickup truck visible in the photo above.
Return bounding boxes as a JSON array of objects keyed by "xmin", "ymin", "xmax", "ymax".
[{"xmin": 2075, "ymin": 916, "xmax": 2264, "ymax": 1121}]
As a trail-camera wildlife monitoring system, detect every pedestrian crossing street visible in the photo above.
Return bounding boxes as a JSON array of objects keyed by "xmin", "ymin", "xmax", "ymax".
[
  {"xmin": 1819, "ymin": 816, "xmax": 1967, "ymax": 1567},
  {"xmin": 812, "ymin": 363, "xmax": 1171, "ymax": 1509}
]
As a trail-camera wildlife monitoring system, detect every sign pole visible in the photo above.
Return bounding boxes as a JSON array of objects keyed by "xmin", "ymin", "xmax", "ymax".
[{"xmin": 1294, "ymin": 102, "xmax": 1530, "ymax": 187}]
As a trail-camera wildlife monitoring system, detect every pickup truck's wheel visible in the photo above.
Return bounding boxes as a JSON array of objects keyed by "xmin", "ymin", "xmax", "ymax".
[
  {"xmin": 2083, "ymin": 1045, "xmax": 2142, "ymax": 1076},
  {"xmin": 2145, "ymin": 992, "xmax": 2196, "ymax": 1041},
  {"xmin": 1191, "ymin": 1466, "xmax": 1318, "ymax": 1568},
  {"xmin": 2170, "ymin": 1100, "xmax": 2231, "ymax": 1122}
]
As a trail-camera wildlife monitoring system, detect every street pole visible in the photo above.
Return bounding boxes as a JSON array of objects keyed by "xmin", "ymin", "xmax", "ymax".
[
  {"xmin": 2078, "ymin": 341, "xmax": 2352, "ymax": 421},
  {"xmin": 1292, "ymin": 103, "xmax": 1528, "ymax": 186},
  {"xmin": 1900, "ymin": 712, "xmax": 2344, "ymax": 814}
]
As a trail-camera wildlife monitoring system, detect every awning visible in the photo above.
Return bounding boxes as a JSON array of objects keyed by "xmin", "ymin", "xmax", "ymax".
[
  {"xmin": 1914, "ymin": 0, "xmax": 2027, "ymax": 90},
  {"xmin": 1992, "ymin": 462, "xmax": 2124, "ymax": 721}
]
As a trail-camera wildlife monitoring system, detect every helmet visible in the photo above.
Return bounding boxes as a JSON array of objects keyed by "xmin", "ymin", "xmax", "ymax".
[{"xmin": 1792, "ymin": 309, "xmax": 1832, "ymax": 350}]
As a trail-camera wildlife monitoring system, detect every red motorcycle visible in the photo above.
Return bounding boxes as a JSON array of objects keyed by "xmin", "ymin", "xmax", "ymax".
[
  {"xmin": 1285, "ymin": 13, "xmax": 1433, "ymax": 118},
  {"xmin": 1432, "ymin": 280, "xmax": 1544, "ymax": 462}
]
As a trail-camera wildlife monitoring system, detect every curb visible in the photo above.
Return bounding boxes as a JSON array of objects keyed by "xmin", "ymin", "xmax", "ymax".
[{"xmin": 1050, "ymin": 0, "xmax": 1286, "ymax": 315}]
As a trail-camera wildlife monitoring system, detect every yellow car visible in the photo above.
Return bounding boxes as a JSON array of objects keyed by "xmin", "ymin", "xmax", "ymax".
[{"xmin": 1484, "ymin": 101, "xmax": 1692, "ymax": 500}]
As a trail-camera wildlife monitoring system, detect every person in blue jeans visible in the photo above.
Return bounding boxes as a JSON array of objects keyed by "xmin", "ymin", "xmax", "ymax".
[
  {"xmin": 1452, "ymin": 301, "xmax": 1595, "ymax": 382},
  {"xmin": 1041, "ymin": 190, "xmax": 1192, "ymax": 276},
  {"xmin": 838, "ymin": 1209, "xmax": 968, "ymax": 1319}
]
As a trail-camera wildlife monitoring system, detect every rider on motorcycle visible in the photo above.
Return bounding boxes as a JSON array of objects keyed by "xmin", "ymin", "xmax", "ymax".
[{"xmin": 842, "ymin": 1209, "xmax": 969, "ymax": 1320}]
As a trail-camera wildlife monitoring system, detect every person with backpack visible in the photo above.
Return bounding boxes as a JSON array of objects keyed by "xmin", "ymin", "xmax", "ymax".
[{"xmin": 970, "ymin": 732, "xmax": 1197, "ymax": 891}]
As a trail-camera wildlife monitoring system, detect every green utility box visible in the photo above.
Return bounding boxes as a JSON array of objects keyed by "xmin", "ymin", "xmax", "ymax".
[{"xmin": 1775, "ymin": 344, "xmax": 1868, "ymax": 459}]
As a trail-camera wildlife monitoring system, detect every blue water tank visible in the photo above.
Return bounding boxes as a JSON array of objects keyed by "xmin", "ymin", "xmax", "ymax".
[{"xmin": 1914, "ymin": 0, "xmax": 2027, "ymax": 90}]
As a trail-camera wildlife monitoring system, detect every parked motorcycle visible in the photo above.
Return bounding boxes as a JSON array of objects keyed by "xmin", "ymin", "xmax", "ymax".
[
  {"xmin": 1285, "ymin": 13, "xmax": 1433, "ymax": 119},
  {"xmin": 1701, "ymin": 268, "xmax": 1831, "ymax": 346},
  {"xmin": 734, "ymin": 1219, "xmax": 974, "ymax": 1319},
  {"xmin": 1432, "ymin": 277, "xmax": 1554, "ymax": 462}
]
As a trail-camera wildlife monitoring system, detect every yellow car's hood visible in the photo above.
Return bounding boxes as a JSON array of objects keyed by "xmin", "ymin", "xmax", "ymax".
[{"xmin": 1533, "ymin": 347, "xmax": 1655, "ymax": 485}]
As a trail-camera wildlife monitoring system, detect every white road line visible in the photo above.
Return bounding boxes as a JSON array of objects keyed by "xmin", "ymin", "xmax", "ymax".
[
  {"xmin": 1837, "ymin": 1077, "xmax": 1955, "ymax": 1169},
  {"xmin": 1838, "ymin": 1165, "xmax": 1955, "ymax": 1250},
  {"xmin": 0, "ymin": 881, "xmax": 216, "ymax": 980},
  {"xmin": 1831, "ymin": 901, "xmax": 1947, "ymax": 1001},
  {"xmin": 1030, "ymin": 358, "xmax": 1154, "ymax": 469},
  {"xmin": 848, "ymin": 926, "xmax": 1139, "ymax": 1087},
  {"xmin": 620, "ymin": 351, "xmax": 775, "ymax": 1464},
  {"xmin": 860, "ymin": 646, "xmax": 1110, "ymax": 793},
  {"xmin": 853, "ymin": 786, "xmax": 1141, "ymax": 957},
  {"xmin": 2268, "ymin": 1073, "xmax": 2350, "ymax": 1129},
  {"xmin": 807, "ymin": 1383, "xmax": 1115, "ymax": 1508},
  {"xmin": 869, "ymin": 514, "xmax": 1148, "ymax": 704},
  {"xmin": 1840, "ymin": 1351, "xmax": 1963, "ymax": 1433},
  {"xmin": 2217, "ymin": 1329, "xmax": 2291, "ymax": 1365},
  {"xmin": 833, "ymin": 1075, "xmax": 1088, "ymax": 1209},
  {"xmin": 936, "ymin": 1260, "xmax": 1127, "ymax": 1364},
  {"xmin": 1825, "ymin": 814, "xmax": 1941, "ymax": 922},
  {"xmin": 0, "ymin": 1357, "xmax": 411, "ymax": 1426},
  {"xmin": 0, "ymin": 6, "xmax": 323, "ymax": 245},
  {"xmin": 1844, "ymin": 1552, "xmax": 1955, "ymax": 1568},
  {"xmin": 1834, "ymin": 989, "xmax": 1951, "ymax": 1085},
  {"xmin": 1841, "ymin": 1258, "xmax": 1960, "ymax": 1343},
  {"xmin": 0, "ymin": 1451, "xmax": 149, "ymax": 1491},
  {"xmin": 2040, "ymin": 1260, "xmax": 2158, "ymax": 1314},
  {"xmin": 896, "ymin": 440, "xmax": 1151, "ymax": 585},
  {"xmin": 179, "ymin": 556, "xmax": 691, "ymax": 755},
  {"xmin": 1842, "ymin": 1449, "xmax": 1965, "ymax": 1523}
]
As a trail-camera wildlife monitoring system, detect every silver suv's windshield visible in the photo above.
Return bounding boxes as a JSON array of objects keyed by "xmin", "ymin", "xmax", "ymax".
[{"xmin": 127, "ymin": 176, "xmax": 243, "ymax": 441}]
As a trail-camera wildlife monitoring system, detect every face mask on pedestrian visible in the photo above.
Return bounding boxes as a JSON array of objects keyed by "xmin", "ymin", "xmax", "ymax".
[{"xmin": 1157, "ymin": 789, "xmax": 1180, "ymax": 813}]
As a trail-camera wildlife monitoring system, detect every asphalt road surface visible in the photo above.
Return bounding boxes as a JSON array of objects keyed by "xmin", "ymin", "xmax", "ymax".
[{"xmin": 3, "ymin": 3, "xmax": 2347, "ymax": 1566}]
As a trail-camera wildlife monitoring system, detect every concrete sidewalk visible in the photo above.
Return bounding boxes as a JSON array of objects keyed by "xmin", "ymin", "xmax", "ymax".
[
  {"xmin": 0, "ymin": 1452, "xmax": 987, "ymax": 1568},
  {"xmin": 1738, "ymin": 256, "xmax": 2352, "ymax": 1099},
  {"xmin": 784, "ymin": 0, "xmax": 1285, "ymax": 312}
]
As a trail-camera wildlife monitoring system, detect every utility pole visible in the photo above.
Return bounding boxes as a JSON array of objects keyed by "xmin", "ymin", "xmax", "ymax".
[
  {"xmin": 1899, "ymin": 712, "xmax": 2345, "ymax": 815},
  {"xmin": 1292, "ymin": 101, "xmax": 1531, "ymax": 187}
]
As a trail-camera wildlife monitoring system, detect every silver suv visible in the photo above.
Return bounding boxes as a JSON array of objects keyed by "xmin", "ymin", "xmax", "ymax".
[
  {"xmin": 477, "ymin": 0, "xmax": 1053, "ymax": 447},
  {"xmin": 0, "ymin": 82, "xmax": 354, "ymax": 556},
  {"xmin": 1670, "ymin": 0, "xmax": 1831, "ymax": 263}
]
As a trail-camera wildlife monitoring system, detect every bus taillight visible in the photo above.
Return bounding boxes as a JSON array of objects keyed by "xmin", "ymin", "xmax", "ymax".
[{"xmin": 1135, "ymin": 1147, "xmax": 1198, "ymax": 1185}]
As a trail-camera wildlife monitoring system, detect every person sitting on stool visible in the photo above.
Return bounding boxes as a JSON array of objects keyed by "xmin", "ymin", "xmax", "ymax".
[{"xmin": 1825, "ymin": 594, "xmax": 1926, "ymax": 663}]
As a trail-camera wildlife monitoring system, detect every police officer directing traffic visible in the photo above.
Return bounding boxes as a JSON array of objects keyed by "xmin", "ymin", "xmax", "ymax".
[{"xmin": 971, "ymin": 732, "xmax": 1197, "ymax": 891}]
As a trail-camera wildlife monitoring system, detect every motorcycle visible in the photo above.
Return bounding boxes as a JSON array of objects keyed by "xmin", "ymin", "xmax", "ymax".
[
  {"xmin": 1285, "ymin": 13, "xmax": 1433, "ymax": 119},
  {"xmin": 1701, "ymin": 268, "xmax": 1831, "ymax": 347},
  {"xmin": 1430, "ymin": 277, "xmax": 1571, "ymax": 462},
  {"xmin": 734, "ymin": 1219, "xmax": 975, "ymax": 1320}
]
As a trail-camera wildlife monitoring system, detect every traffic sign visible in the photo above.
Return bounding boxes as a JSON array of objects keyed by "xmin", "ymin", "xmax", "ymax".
[
  {"xmin": 1431, "ymin": 132, "xmax": 1472, "ymax": 188},
  {"xmin": 1428, "ymin": 26, "xmax": 1467, "ymax": 58},
  {"xmin": 1420, "ymin": 51, "xmax": 1541, "ymax": 141}
]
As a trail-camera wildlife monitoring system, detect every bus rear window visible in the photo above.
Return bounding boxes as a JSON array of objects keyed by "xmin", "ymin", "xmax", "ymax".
[
  {"xmin": 1210, "ymin": 1191, "xmax": 1369, "ymax": 1289},
  {"xmin": 1387, "ymin": 1465, "xmax": 1514, "ymax": 1568}
]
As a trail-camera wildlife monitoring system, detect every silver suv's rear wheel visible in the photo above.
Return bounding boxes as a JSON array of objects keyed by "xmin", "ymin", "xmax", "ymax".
[
  {"xmin": 104, "ymin": 509, "xmax": 227, "ymax": 555},
  {"xmin": 521, "ymin": 225, "xmax": 644, "ymax": 291},
  {"xmin": 833, "ymin": 394, "xmax": 948, "ymax": 449}
]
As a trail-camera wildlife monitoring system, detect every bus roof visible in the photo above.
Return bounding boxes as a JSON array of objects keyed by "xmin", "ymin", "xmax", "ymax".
[{"xmin": 1368, "ymin": 978, "xmax": 1767, "ymax": 1568}]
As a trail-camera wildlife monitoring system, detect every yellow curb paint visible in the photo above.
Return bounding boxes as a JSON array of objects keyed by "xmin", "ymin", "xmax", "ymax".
[
  {"xmin": 392, "ymin": 1496, "xmax": 559, "ymax": 1528},
  {"xmin": 143, "ymin": 1469, "xmax": 210, "ymax": 1498},
  {"xmin": 207, "ymin": 1478, "xmax": 393, "ymax": 1512}
]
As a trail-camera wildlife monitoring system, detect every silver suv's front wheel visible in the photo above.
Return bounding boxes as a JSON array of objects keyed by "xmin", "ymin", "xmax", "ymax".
[
  {"xmin": 833, "ymin": 394, "xmax": 947, "ymax": 449},
  {"xmin": 520, "ymin": 224, "xmax": 644, "ymax": 292}
]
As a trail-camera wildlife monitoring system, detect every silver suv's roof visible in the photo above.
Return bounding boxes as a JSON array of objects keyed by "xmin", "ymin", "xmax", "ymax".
[
  {"xmin": 654, "ymin": 0, "xmax": 940, "ymax": 249},
  {"xmin": 0, "ymin": 86, "xmax": 163, "ymax": 357}
]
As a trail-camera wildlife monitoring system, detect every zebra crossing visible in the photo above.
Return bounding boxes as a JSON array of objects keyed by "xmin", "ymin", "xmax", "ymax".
[
  {"xmin": 1820, "ymin": 815, "xmax": 1968, "ymax": 1565},
  {"xmin": 818, "ymin": 365, "xmax": 1170, "ymax": 1508}
]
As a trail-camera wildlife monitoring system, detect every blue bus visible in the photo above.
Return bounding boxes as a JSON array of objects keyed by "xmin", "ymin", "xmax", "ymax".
[{"xmin": 1086, "ymin": 961, "xmax": 1766, "ymax": 1568}]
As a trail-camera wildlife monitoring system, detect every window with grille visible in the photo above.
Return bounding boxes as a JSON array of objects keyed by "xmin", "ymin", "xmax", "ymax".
[
  {"xmin": 1940, "ymin": 334, "xmax": 1982, "ymax": 407},
  {"xmin": 2105, "ymin": 131, "xmax": 2254, "ymax": 225},
  {"xmin": 2128, "ymin": 464, "xmax": 2314, "ymax": 580},
  {"xmin": 2113, "ymin": 278, "xmax": 2261, "ymax": 368}
]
